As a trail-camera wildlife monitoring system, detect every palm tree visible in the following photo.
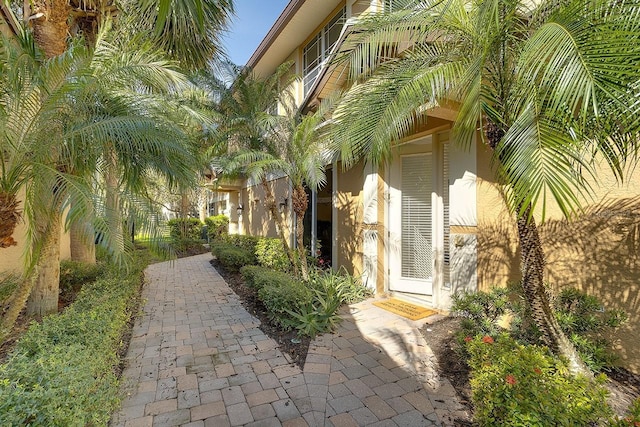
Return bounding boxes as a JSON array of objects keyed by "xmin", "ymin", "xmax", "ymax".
[
  {"xmin": 331, "ymin": 0, "xmax": 640, "ymax": 374},
  {"xmin": 1, "ymin": 0, "xmax": 233, "ymax": 321},
  {"xmin": 211, "ymin": 64, "xmax": 302, "ymax": 274},
  {"xmin": 227, "ymin": 106, "xmax": 330, "ymax": 280}
]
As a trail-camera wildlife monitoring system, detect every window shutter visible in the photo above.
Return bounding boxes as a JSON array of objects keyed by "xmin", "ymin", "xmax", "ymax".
[
  {"xmin": 401, "ymin": 154, "xmax": 432, "ymax": 279},
  {"xmin": 443, "ymin": 143, "xmax": 450, "ymax": 287}
]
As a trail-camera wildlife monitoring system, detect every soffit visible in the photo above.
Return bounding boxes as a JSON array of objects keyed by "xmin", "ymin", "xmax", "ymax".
[{"xmin": 248, "ymin": 0, "xmax": 343, "ymax": 77}]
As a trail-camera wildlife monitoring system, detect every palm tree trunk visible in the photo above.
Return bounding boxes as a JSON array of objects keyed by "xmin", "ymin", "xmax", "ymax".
[
  {"xmin": 26, "ymin": 213, "xmax": 61, "ymax": 316},
  {"xmin": 30, "ymin": 0, "xmax": 70, "ymax": 58},
  {"xmin": 293, "ymin": 186, "xmax": 309, "ymax": 280},
  {"xmin": 105, "ymin": 147, "xmax": 124, "ymax": 253},
  {"xmin": 70, "ymin": 219, "xmax": 96, "ymax": 264},
  {"xmin": 0, "ymin": 269, "xmax": 37, "ymax": 342},
  {"xmin": 260, "ymin": 177, "xmax": 298, "ymax": 276},
  {"xmin": 517, "ymin": 204, "xmax": 591, "ymax": 376}
]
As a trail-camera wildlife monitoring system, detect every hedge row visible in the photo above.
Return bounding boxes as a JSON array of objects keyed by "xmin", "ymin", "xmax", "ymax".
[
  {"xmin": 0, "ymin": 258, "xmax": 146, "ymax": 426},
  {"xmin": 240, "ymin": 266, "xmax": 312, "ymax": 329}
]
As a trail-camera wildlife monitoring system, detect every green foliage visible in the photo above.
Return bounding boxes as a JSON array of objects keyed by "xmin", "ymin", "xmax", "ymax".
[
  {"xmin": 170, "ymin": 237, "xmax": 208, "ymax": 257},
  {"xmin": 218, "ymin": 234, "xmax": 260, "ymax": 253},
  {"xmin": 451, "ymin": 287, "xmax": 509, "ymax": 338},
  {"xmin": 167, "ymin": 217, "xmax": 203, "ymax": 240},
  {"xmin": 509, "ymin": 287, "xmax": 628, "ymax": 372},
  {"xmin": 454, "ymin": 286, "xmax": 627, "ymax": 372},
  {"xmin": 204, "ymin": 215, "xmax": 229, "ymax": 240},
  {"xmin": 59, "ymin": 260, "xmax": 105, "ymax": 295},
  {"xmin": 212, "ymin": 243, "xmax": 255, "ymax": 273},
  {"xmin": 609, "ymin": 398, "xmax": 640, "ymax": 426},
  {"xmin": 283, "ymin": 268, "xmax": 370, "ymax": 338},
  {"xmin": 308, "ymin": 267, "xmax": 371, "ymax": 305},
  {"xmin": 0, "ymin": 273, "xmax": 19, "ymax": 308},
  {"xmin": 240, "ymin": 265, "xmax": 288, "ymax": 291},
  {"xmin": 255, "ymin": 237, "xmax": 291, "ymax": 272},
  {"xmin": 467, "ymin": 334, "xmax": 611, "ymax": 426},
  {"xmin": 258, "ymin": 275, "xmax": 312, "ymax": 330},
  {"xmin": 0, "ymin": 257, "xmax": 146, "ymax": 426}
]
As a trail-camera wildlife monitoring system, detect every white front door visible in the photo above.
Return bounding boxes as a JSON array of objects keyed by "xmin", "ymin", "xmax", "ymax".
[{"xmin": 388, "ymin": 152, "xmax": 434, "ymax": 295}]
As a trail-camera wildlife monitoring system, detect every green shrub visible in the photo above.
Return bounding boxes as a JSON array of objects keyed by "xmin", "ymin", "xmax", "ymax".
[
  {"xmin": 59, "ymin": 260, "xmax": 105, "ymax": 294},
  {"xmin": 308, "ymin": 267, "xmax": 371, "ymax": 304},
  {"xmin": 467, "ymin": 334, "xmax": 611, "ymax": 426},
  {"xmin": 240, "ymin": 265, "xmax": 289, "ymax": 291},
  {"xmin": 255, "ymin": 237, "xmax": 290, "ymax": 272},
  {"xmin": 509, "ymin": 286, "xmax": 628, "ymax": 372},
  {"xmin": 212, "ymin": 243, "xmax": 255, "ymax": 272},
  {"xmin": 240, "ymin": 265, "xmax": 265, "ymax": 289},
  {"xmin": 204, "ymin": 215, "xmax": 229, "ymax": 240},
  {"xmin": 258, "ymin": 276, "xmax": 312, "ymax": 330},
  {"xmin": 167, "ymin": 217, "xmax": 203, "ymax": 240},
  {"xmin": 0, "ymin": 257, "xmax": 145, "ymax": 426},
  {"xmin": 609, "ymin": 397, "xmax": 640, "ymax": 426},
  {"xmin": 451, "ymin": 287, "xmax": 509, "ymax": 338},
  {"xmin": 170, "ymin": 237, "xmax": 208, "ymax": 257},
  {"xmin": 219, "ymin": 234, "xmax": 260, "ymax": 253}
]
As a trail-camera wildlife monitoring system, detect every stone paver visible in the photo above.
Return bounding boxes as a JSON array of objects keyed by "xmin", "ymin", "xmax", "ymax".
[{"xmin": 110, "ymin": 254, "xmax": 468, "ymax": 427}]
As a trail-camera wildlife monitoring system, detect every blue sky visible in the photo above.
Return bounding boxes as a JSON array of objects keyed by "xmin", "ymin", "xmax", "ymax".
[{"xmin": 224, "ymin": 0, "xmax": 290, "ymax": 66}]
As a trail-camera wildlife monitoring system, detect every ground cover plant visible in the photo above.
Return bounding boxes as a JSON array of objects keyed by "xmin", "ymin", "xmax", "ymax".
[
  {"xmin": 0, "ymin": 256, "xmax": 146, "ymax": 426},
  {"xmin": 212, "ymin": 237, "xmax": 370, "ymax": 367}
]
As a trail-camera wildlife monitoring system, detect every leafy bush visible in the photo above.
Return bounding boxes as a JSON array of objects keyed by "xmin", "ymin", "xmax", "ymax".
[
  {"xmin": 258, "ymin": 275, "xmax": 312, "ymax": 330},
  {"xmin": 212, "ymin": 243, "xmax": 255, "ymax": 272},
  {"xmin": 553, "ymin": 288, "xmax": 627, "ymax": 372},
  {"xmin": 255, "ymin": 237, "xmax": 290, "ymax": 272},
  {"xmin": 609, "ymin": 397, "xmax": 640, "ymax": 426},
  {"xmin": 308, "ymin": 267, "xmax": 371, "ymax": 304},
  {"xmin": 451, "ymin": 287, "xmax": 509, "ymax": 338},
  {"xmin": 453, "ymin": 286, "xmax": 627, "ymax": 372},
  {"xmin": 170, "ymin": 237, "xmax": 208, "ymax": 257},
  {"xmin": 0, "ymin": 257, "xmax": 145, "ymax": 426},
  {"xmin": 219, "ymin": 234, "xmax": 260, "ymax": 253},
  {"xmin": 508, "ymin": 286, "xmax": 628, "ymax": 372},
  {"xmin": 59, "ymin": 260, "xmax": 105, "ymax": 294},
  {"xmin": 283, "ymin": 268, "xmax": 369, "ymax": 338},
  {"xmin": 467, "ymin": 334, "xmax": 611, "ymax": 426},
  {"xmin": 204, "ymin": 215, "xmax": 229, "ymax": 241},
  {"xmin": 167, "ymin": 217, "xmax": 203, "ymax": 240}
]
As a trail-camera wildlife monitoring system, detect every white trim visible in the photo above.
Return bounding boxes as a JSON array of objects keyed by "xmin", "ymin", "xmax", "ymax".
[{"xmin": 332, "ymin": 162, "xmax": 338, "ymax": 269}]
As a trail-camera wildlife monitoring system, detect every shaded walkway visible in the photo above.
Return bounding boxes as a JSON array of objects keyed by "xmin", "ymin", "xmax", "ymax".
[{"xmin": 111, "ymin": 254, "xmax": 468, "ymax": 427}]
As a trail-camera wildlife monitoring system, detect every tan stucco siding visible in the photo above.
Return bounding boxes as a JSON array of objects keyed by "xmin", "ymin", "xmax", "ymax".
[
  {"xmin": 240, "ymin": 177, "xmax": 293, "ymax": 241},
  {"xmin": 335, "ymin": 162, "xmax": 365, "ymax": 277},
  {"xmin": 476, "ymin": 144, "xmax": 640, "ymax": 373},
  {"xmin": 0, "ymin": 191, "xmax": 71, "ymax": 274}
]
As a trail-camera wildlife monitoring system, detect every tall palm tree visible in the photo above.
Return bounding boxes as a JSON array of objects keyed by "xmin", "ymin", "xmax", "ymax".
[
  {"xmin": 227, "ymin": 106, "xmax": 330, "ymax": 280},
  {"xmin": 211, "ymin": 63, "xmax": 302, "ymax": 274},
  {"xmin": 331, "ymin": 0, "xmax": 640, "ymax": 374},
  {"xmin": 1, "ymin": 0, "xmax": 233, "ymax": 321}
]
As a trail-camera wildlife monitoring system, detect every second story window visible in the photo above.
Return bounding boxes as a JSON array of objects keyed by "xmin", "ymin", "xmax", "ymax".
[{"xmin": 302, "ymin": 7, "xmax": 346, "ymax": 96}]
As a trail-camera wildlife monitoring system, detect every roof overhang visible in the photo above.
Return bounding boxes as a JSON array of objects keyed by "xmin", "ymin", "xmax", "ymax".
[{"xmin": 246, "ymin": 0, "xmax": 343, "ymax": 77}]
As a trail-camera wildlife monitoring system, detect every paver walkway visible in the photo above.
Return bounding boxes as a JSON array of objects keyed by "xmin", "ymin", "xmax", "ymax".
[{"xmin": 111, "ymin": 254, "xmax": 468, "ymax": 427}]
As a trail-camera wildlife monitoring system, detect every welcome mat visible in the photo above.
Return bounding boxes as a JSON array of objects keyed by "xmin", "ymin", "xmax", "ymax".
[{"xmin": 372, "ymin": 298, "xmax": 437, "ymax": 321}]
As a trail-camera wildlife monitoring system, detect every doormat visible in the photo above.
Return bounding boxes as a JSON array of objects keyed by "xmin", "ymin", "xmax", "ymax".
[{"xmin": 372, "ymin": 298, "xmax": 437, "ymax": 321}]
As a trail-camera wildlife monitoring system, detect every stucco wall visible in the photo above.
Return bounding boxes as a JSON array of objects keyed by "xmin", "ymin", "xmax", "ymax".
[
  {"xmin": 335, "ymin": 162, "xmax": 365, "ymax": 277},
  {"xmin": 240, "ymin": 177, "xmax": 293, "ymax": 242},
  {"xmin": 476, "ymin": 143, "xmax": 640, "ymax": 374},
  {"xmin": 1, "ymin": 191, "xmax": 71, "ymax": 275}
]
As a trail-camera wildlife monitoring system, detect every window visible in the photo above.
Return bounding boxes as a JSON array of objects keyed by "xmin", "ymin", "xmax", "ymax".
[{"xmin": 302, "ymin": 7, "xmax": 346, "ymax": 95}]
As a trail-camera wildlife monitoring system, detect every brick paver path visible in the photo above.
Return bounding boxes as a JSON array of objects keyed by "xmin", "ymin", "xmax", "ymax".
[{"xmin": 111, "ymin": 254, "xmax": 468, "ymax": 427}]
